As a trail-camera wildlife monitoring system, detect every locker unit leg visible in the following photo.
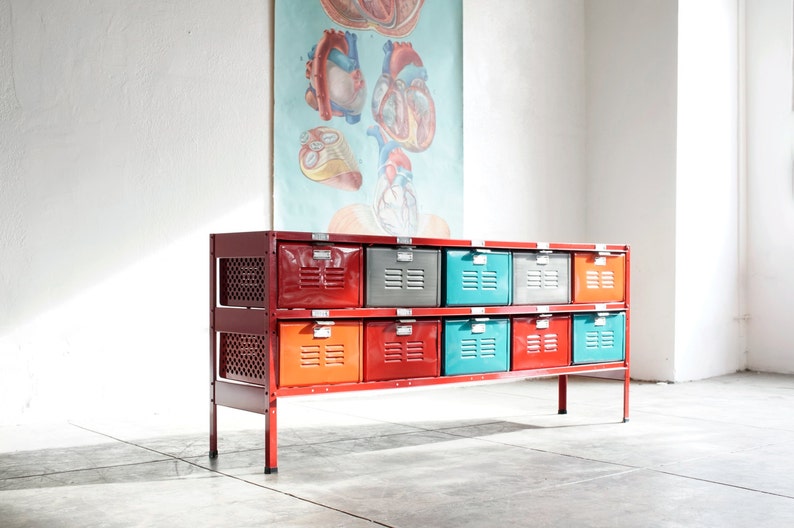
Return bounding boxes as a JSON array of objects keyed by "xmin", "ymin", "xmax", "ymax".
[
  {"xmin": 623, "ymin": 370, "xmax": 630, "ymax": 423},
  {"xmin": 557, "ymin": 375, "xmax": 568, "ymax": 414},
  {"xmin": 264, "ymin": 394, "xmax": 278, "ymax": 474},
  {"xmin": 209, "ymin": 396, "xmax": 218, "ymax": 458}
]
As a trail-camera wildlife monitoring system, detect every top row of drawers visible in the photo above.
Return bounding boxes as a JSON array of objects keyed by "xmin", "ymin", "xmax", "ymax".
[{"xmin": 218, "ymin": 243, "xmax": 626, "ymax": 309}]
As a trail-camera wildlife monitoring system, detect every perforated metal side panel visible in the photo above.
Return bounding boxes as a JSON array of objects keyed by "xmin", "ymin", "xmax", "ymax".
[
  {"xmin": 219, "ymin": 258, "xmax": 266, "ymax": 308},
  {"xmin": 219, "ymin": 332, "xmax": 267, "ymax": 385}
]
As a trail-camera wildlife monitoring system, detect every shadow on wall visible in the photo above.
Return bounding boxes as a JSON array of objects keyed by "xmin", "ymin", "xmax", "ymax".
[
  {"xmin": 0, "ymin": 200, "xmax": 267, "ymax": 423},
  {"xmin": 0, "ymin": 0, "xmax": 272, "ymax": 335},
  {"xmin": 0, "ymin": 0, "xmax": 273, "ymax": 423}
]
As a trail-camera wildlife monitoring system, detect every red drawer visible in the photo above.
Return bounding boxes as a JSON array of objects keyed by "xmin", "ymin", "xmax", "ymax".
[
  {"xmin": 278, "ymin": 242, "xmax": 363, "ymax": 308},
  {"xmin": 364, "ymin": 319, "xmax": 440, "ymax": 381},
  {"xmin": 511, "ymin": 315, "xmax": 571, "ymax": 370}
]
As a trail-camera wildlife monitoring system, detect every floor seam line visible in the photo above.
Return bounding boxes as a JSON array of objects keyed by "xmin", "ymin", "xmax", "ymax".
[
  {"xmin": 1, "ymin": 458, "xmax": 178, "ymax": 481},
  {"xmin": 66, "ymin": 421, "xmax": 397, "ymax": 528},
  {"xmin": 454, "ymin": 431, "xmax": 794, "ymax": 499},
  {"xmin": 647, "ymin": 468, "xmax": 794, "ymax": 500},
  {"xmin": 186, "ymin": 462, "xmax": 397, "ymax": 528}
]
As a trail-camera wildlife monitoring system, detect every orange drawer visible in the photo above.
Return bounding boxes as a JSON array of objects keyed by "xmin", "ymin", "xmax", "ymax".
[
  {"xmin": 572, "ymin": 253, "xmax": 625, "ymax": 303},
  {"xmin": 278, "ymin": 320, "xmax": 361, "ymax": 387}
]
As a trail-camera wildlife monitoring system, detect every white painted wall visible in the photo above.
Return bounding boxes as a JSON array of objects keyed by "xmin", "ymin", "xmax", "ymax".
[
  {"xmin": 675, "ymin": 0, "xmax": 743, "ymax": 380},
  {"xmin": 463, "ymin": 0, "xmax": 587, "ymax": 242},
  {"xmin": 0, "ymin": 0, "xmax": 271, "ymax": 423},
  {"xmin": 584, "ymin": 0, "xmax": 679, "ymax": 381},
  {"xmin": 745, "ymin": 0, "xmax": 794, "ymax": 373},
  {"xmin": 585, "ymin": 0, "xmax": 749, "ymax": 382}
]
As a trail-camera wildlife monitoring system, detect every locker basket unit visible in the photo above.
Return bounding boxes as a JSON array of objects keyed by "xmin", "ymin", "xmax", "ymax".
[
  {"xmin": 444, "ymin": 249, "xmax": 512, "ymax": 306},
  {"xmin": 364, "ymin": 319, "xmax": 440, "ymax": 381},
  {"xmin": 512, "ymin": 251, "xmax": 571, "ymax": 305},
  {"xmin": 511, "ymin": 315, "xmax": 571, "ymax": 370},
  {"xmin": 572, "ymin": 252, "xmax": 625, "ymax": 303},
  {"xmin": 278, "ymin": 320, "xmax": 362, "ymax": 387},
  {"xmin": 278, "ymin": 242, "xmax": 363, "ymax": 308},
  {"xmin": 571, "ymin": 312, "xmax": 626, "ymax": 364},
  {"xmin": 365, "ymin": 246, "xmax": 441, "ymax": 307},
  {"xmin": 443, "ymin": 318, "xmax": 510, "ymax": 375}
]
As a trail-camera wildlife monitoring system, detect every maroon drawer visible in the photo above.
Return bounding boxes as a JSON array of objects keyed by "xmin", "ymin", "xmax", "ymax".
[
  {"xmin": 364, "ymin": 319, "xmax": 440, "ymax": 381},
  {"xmin": 278, "ymin": 242, "xmax": 363, "ymax": 309}
]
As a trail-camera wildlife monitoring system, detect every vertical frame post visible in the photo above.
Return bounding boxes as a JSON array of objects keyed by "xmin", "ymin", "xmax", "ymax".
[
  {"xmin": 209, "ymin": 234, "xmax": 218, "ymax": 457},
  {"xmin": 558, "ymin": 375, "xmax": 568, "ymax": 414},
  {"xmin": 264, "ymin": 231, "xmax": 279, "ymax": 473},
  {"xmin": 622, "ymin": 245, "xmax": 632, "ymax": 423}
]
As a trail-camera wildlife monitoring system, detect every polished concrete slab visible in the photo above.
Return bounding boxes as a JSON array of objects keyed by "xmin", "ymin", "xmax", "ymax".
[{"xmin": 2, "ymin": 371, "xmax": 794, "ymax": 527}]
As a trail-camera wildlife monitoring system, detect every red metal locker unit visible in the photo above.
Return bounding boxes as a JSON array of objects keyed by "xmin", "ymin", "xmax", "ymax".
[
  {"xmin": 278, "ymin": 242, "xmax": 363, "ymax": 308},
  {"xmin": 572, "ymin": 252, "xmax": 626, "ymax": 303},
  {"xmin": 511, "ymin": 315, "xmax": 571, "ymax": 370},
  {"xmin": 209, "ymin": 231, "xmax": 632, "ymax": 474},
  {"xmin": 364, "ymin": 319, "xmax": 440, "ymax": 381}
]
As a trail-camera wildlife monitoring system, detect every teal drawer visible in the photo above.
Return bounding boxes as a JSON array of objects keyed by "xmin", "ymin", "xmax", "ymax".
[
  {"xmin": 572, "ymin": 312, "xmax": 626, "ymax": 364},
  {"xmin": 444, "ymin": 249, "xmax": 512, "ymax": 306},
  {"xmin": 443, "ymin": 318, "xmax": 510, "ymax": 375}
]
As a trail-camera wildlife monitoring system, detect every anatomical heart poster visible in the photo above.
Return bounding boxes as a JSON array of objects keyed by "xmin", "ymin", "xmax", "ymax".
[{"xmin": 273, "ymin": 0, "xmax": 463, "ymax": 238}]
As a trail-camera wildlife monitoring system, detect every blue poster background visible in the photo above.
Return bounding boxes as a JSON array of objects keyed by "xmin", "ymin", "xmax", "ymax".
[{"xmin": 273, "ymin": 0, "xmax": 463, "ymax": 237}]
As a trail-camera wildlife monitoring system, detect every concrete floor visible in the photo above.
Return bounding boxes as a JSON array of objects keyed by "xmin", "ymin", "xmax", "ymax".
[{"xmin": 2, "ymin": 371, "xmax": 794, "ymax": 527}]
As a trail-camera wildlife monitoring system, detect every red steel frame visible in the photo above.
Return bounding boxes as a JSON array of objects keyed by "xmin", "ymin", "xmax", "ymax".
[{"xmin": 209, "ymin": 231, "xmax": 631, "ymax": 474}]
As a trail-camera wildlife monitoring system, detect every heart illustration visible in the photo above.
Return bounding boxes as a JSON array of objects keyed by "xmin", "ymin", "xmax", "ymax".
[
  {"xmin": 320, "ymin": 0, "xmax": 424, "ymax": 38},
  {"xmin": 305, "ymin": 29, "xmax": 367, "ymax": 124},
  {"xmin": 371, "ymin": 41, "xmax": 435, "ymax": 152}
]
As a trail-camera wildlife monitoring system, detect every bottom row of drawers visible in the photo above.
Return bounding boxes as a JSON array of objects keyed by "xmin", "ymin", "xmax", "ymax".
[{"xmin": 217, "ymin": 314, "xmax": 626, "ymax": 388}]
